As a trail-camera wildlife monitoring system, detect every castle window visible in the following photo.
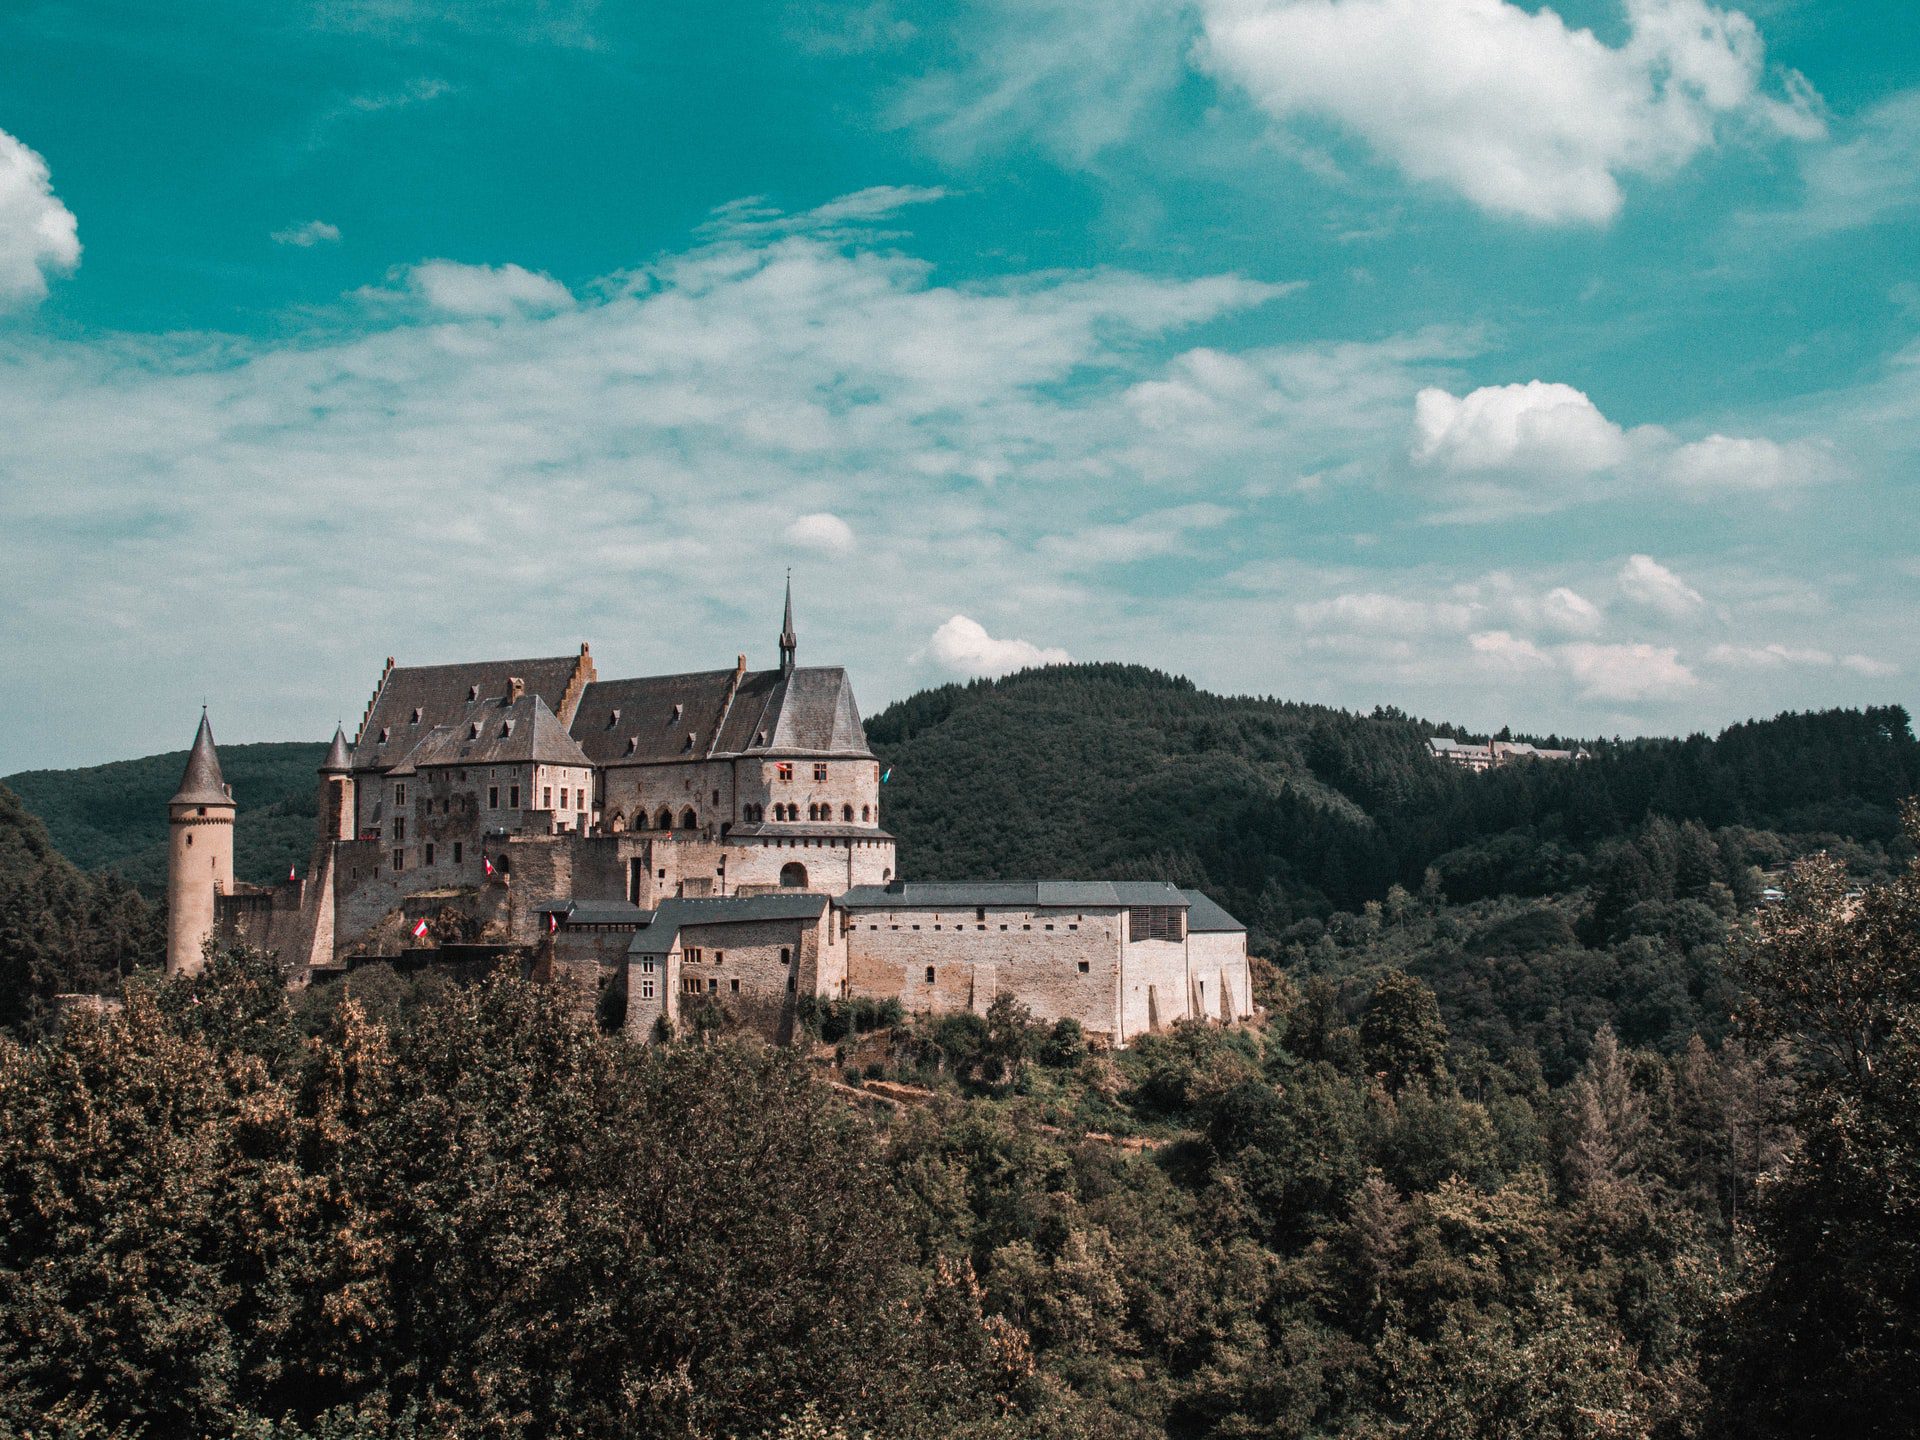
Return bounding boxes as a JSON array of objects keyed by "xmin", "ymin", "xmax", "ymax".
[
  {"xmin": 708, "ymin": 978, "xmax": 718, "ymax": 994},
  {"xmin": 544, "ymin": 787, "xmax": 553, "ymax": 809},
  {"xmin": 395, "ymin": 784, "xmax": 405, "ymax": 805},
  {"xmin": 658, "ymin": 809, "xmax": 673, "ymax": 830},
  {"xmin": 639, "ymin": 976, "xmax": 656, "ymax": 1000},
  {"xmin": 560, "ymin": 788, "xmax": 569, "ymax": 809},
  {"xmin": 453, "ymin": 842, "xmax": 463, "ymax": 863},
  {"xmin": 683, "ymin": 976, "xmax": 702, "ymax": 995},
  {"xmin": 975, "ymin": 906, "xmax": 986, "ymax": 921},
  {"xmin": 1128, "ymin": 907, "xmax": 1185, "ymax": 942},
  {"xmin": 488, "ymin": 786, "xmax": 499, "ymax": 809},
  {"xmin": 394, "ymin": 817, "xmax": 406, "ymax": 842},
  {"xmin": 680, "ymin": 807, "xmax": 697, "ymax": 830},
  {"xmin": 777, "ymin": 763, "xmax": 793, "ymax": 783},
  {"xmin": 509, "ymin": 785, "xmax": 521, "ymax": 808},
  {"xmin": 730, "ymin": 979, "xmax": 740, "ymax": 994},
  {"xmin": 714, "ymin": 951, "xmax": 724, "ymax": 964},
  {"xmin": 861, "ymin": 805, "xmax": 870, "ymax": 821},
  {"xmin": 925, "ymin": 967, "xmax": 936, "ymax": 984},
  {"xmin": 425, "ymin": 843, "xmax": 435, "ymax": 865},
  {"xmin": 843, "ymin": 804, "xmax": 854, "ymax": 822},
  {"xmin": 1078, "ymin": 961, "xmax": 1090, "ymax": 973},
  {"xmin": 640, "ymin": 959, "xmax": 655, "ymax": 973},
  {"xmin": 814, "ymin": 763, "xmax": 828, "ymax": 781},
  {"xmin": 780, "ymin": 947, "xmax": 791, "ymax": 965},
  {"xmin": 393, "ymin": 849, "xmax": 405, "ymax": 873},
  {"xmin": 711, "ymin": 789, "xmax": 720, "ymax": 805},
  {"xmin": 686, "ymin": 947, "xmax": 702, "ymax": 964}
]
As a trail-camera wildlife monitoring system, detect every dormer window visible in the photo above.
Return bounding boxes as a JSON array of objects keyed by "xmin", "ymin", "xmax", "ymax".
[
  {"xmin": 607, "ymin": 709, "xmax": 620, "ymax": 728},
  {"xmin": 683, "ymin": 732, "xmax": 695, "ymax": 752},
  {"xmin": 469, "ymin": 722, "xmax": 481, "ymax": 740},
  {"xmin": 378, "ymin": 727, "xmax": 389, "ymax": 744},
  {"xmin": 625, "ymin": 737, "xmax": 639, "ymax": 754},
  {"xmin": 500, "ymin": 721, "xmax": 514, "ymax": 738},
  {"xmin": 411, "ymin": 707, "xmax": 423, "ymax": 724},
  {"xmin": 467, "ymin": 684, "xmax": 480, "ymax": 701},
  {"xmin": 671, "ymin": 703, "xmax": 684, "ymax": 722}
]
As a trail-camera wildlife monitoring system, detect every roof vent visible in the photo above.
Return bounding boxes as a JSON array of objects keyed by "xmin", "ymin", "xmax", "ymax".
[
  {"xmin": 625, "ymin": 737, "xmax": 639, "ymax": 755},
  {"xmin": 411, "ymin": 707, "xmax": 423, "ymax": 724},
  {"xmin": 606, "ymin": 709, "xmax": 621, "ymax": 729},
  {"xmin": 469, "ymin": 722, "xmax": 481, "ymax": 740},
  {"xmin": 467, "ymin": 684, "xmax": 479, "ymax": 701}
]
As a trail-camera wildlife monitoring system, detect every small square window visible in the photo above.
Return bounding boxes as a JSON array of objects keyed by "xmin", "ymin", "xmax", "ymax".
[
  {"xmin": 924, "ymin": 967, "xmax": 936, "ymax": 984},
  {"xmin": 1078, "ymin": 960, "xmax": 1090, "ymax": 973},
  {"xmin": 813, "ymin": 763, "xmax": 828, "ymax": 781},
  {"xmin": 777, "ymin": 763, "xmax": 794, "ymax": 783},
  {"xmin": 730, "ymin": 979, "xmax": 740, "ymax": 994}
]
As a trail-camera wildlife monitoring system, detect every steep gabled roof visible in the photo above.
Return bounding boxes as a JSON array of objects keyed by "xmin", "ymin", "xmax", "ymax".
[
  {"xmin": 170, "ymin": 712, "xmax": 234, "ymax": 808},
  {"xmin": 575, "ymin": 665, "xmax": 872, "ymax": 765},
  {"xmin": 354, "ymin": 650, "xmax": 592, "ymax": 771},
  {"xmin": 1180, "ymin": 890, "xmax": 1246, "ymax": 933},
  {"xmin": 386, "ymin": 694, "xmax": 592, "ymax": 773}
]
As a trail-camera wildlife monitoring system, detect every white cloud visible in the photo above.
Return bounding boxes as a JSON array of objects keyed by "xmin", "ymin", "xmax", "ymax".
[
  {"xmin": 1295, "ymin": 591, "xmax": 1474, "ymax": 634},
  {"xmin": 1843, "ymin": 654, "xmax": 1899, "ymax": 679},
  {"xmin": 1412, "ymin": 381, "xmax": 1627, "ymax": 475},
  {"xmin": 1469, "ymin": 629, "xmax": 1554, "ymax": 672},
  {"xmin": 1036, "ymin": 502, "xmax": 1234, "ymax": 569},
  {"xmin": 404, "ymin": 261, "xmax": 573, "ymax": 317},
  {"xmin": 0, "ymin": 128, "xmax": 80, "ymax": 307},
  {"xmin": 1705, "ymin": 643, "xmax": 1897, "ymax": 679},
  {"xmin": 926, "ymin": 615, "xmax": 1071, "ymax": 677},
  {"xmin": 1560, "ymin": 641, "xmax": 1697, "ymax": 701},
  {"xmin": 1780, "ymin": 88, "xmax": 1920, "ymax": 236},
  {"xmin": 1663, "ymin": 433, "xmax": 1835, "ymax": 491},
  {"xmin": 1196, "ymin": 0, "xmax": 1821, "ymax": 224},
  {"xmin": 1618, "ymin": 553, "xmax": 1705, "ymax": 618},
  {"xmin": 272, "ymin": 220, "xmax": 342, "ymax": 247},
  {"xmin": 785, "ymin": 512, "xmax": 856, "ymax": 555}
]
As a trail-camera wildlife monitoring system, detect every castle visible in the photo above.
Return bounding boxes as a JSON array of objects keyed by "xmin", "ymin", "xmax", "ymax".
[{"xmin": 167, "ymin": 586, "xmax": 1251, "ymax": 1047}]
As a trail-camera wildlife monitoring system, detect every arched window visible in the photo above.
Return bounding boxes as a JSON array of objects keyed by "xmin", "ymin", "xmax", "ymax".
[
  {"xmin": 780, "ymin": 862, "xmax": 808, "ymax": 889},
  {"xmin": 609, "ymin": 811, "xmax": 625, "ymax": 833},
  {"xmin": 681, "ymin": 807, "xmax": 698, "ymax": 830},
  {"xmin": 842, "ymin": 804, "xmax": 854, "ymax": 822},
  {"xmin": 657, "ymin": 808, "xmax": 674, "ymax": 831},
  {"xmin": 861, "ymin": 804, "xmax": 870, "ymax": 822}
]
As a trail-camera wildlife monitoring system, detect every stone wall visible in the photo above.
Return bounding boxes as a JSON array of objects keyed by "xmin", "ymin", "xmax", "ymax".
[
  {"xmin": 846, "ymin": 904, "xmax": 1125, "ymax": 1037},
  {"xmin": 1189, "ymin": 930, "xmax": 1252, "ymax": 1022}
]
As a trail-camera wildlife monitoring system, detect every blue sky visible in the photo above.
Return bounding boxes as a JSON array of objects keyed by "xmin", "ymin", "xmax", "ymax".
[{"xmin": 0, "ymin": 0, "xmax": 1916, "ymax": 771}]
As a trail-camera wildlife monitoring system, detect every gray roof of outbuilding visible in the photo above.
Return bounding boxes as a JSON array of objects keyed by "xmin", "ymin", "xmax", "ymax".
[
  {"xmin": 170, "ymin": 712, "xmax": 234, "ymax": 808},
  {"xmin": 1180, "ymin": 890, "xmax": 1247, "ymax": 933},
  {"xmin": 355, "ymin": 652, "xmax": 587, "ymax": 770},
  {"xmin": 384, "ymin": 694, "xmax": 593, "ymax": 774},
  {"xmin": 575, "ymin": 665, "xmax": 872, "ymax": 766},
  {"xmin": 726, "ymin": 821, "xmax": 894, "ymax": 841},
  {"xmin": 840, "ymin": 880, "xmax": 1191, "ymax": 911},
  {"xmin": 627, "ymin": 892, "xmax": 829, "ymax": 955},
  {"xmin": 534, "ymin": 900, "xmax": 654, "ymax": 927}
]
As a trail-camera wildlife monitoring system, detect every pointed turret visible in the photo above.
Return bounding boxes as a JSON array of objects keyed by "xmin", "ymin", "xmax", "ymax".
[
  {"xmin": 167, "ymin": 710, "xmax": 235, "ymax": 976},
  {"xmin": 778, "ymin": 575, "xmax": 797, "ymax": 676},
  {"xmin": 170, "ymin": 711, "xmax": 234, "ymax": 809},
  {"xmin": 320, "ymin": 724, "xmax": 353, "ymax": 774}
]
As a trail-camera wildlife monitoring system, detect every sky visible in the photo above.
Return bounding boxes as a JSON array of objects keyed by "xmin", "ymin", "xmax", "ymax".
[{"xmin": 0, "ymin": 0, "xmax": 1916, "ymax": 772}]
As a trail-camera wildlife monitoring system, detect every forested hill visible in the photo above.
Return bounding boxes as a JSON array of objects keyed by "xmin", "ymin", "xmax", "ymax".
[
  {"xmin": 869, "ymin": 664, "xmax": 1920, "ymax": 941},
  {"xmin": 4, "ymin": 741, "xmax": 326, "ymax": 892}
]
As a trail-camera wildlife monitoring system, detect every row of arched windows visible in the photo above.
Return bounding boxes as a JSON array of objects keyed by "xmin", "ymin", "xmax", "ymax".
[{"xmin": 607, "ymin": 800, "xmax": 879, "ymax": 829}]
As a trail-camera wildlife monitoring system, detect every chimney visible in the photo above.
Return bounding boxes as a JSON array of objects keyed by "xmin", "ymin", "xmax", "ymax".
[
  {"xmin": 737, "ymin": 653, "xmax": 746, "ymax": 675},
  {"xmin": 507, "ymin": 676, "xmax": 525, "ymax": 701}
]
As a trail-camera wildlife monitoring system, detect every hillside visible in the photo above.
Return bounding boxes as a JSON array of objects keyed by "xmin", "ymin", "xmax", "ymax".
[
  {"xmin": 869, "ymin": 665, "xmax": 1920, "ymax": 939},
  {"xmin": 4, "ymin": 741, "xmax": 326, "ymax": 892}
]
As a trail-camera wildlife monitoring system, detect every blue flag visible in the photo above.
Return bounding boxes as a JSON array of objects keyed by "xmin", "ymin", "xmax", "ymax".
[{"xmin": 880, "ymin": 767, "xmax": 892, "ymax": 783}]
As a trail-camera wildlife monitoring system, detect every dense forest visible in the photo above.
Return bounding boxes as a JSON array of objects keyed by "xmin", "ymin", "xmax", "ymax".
[{"xmin": 0, "ymin": 669, "xmax": 1916, "ymax": 1436}]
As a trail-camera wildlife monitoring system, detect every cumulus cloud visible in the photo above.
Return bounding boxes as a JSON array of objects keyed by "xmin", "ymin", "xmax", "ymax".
[
  {"xmin": 926, "ymin": 615, "xmax": 1071, "ymax": 677},
  {"xmin": 1412, "ymin": 381, "xmax": 1627, "ymax": 475},
  {"xmin": 1662, "ymin": 433, "xmax": 1835, "ymax": 491},
  {"xmin": 1705, "ymin": 643, "xmax": 1897, "ymax": 678},
  {"xmin": 403, "ymin": 260, "xmax": 573, "ymax": 317},
  {"xmin": 1196, "ymin": 0, "xmax": 1821, "ymax": 224},
  {"xmin": 1469, "ymin": 629, "xmax": 1554, "ymax": 672},
  {"xmin": 0, "ymin": 128, "xmax": 80, "ymax": 307},
  {"xmin": 1560, "ymin": 641, "xmax": 1697, "ymax": 701},
  {"xmin": 1618, "ymin": 554, "xmax": 1705, "ymax": 618},
  {"xmin": 1295, "ymin": 591, "xmax": 1474, "ymax": 634},
  {"xmin": 272, "ymin": 220, "xmax": 342, "ymax": 247},
  {"xmin": 785, "ymin": 512, "xmax": 856, "ymax": 554}
]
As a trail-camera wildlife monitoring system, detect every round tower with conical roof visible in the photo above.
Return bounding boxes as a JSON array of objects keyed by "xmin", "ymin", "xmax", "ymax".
[
  {"xmin": 166, "ymin": 710, "xmax": 235, "ymax": 976},
  {"xmin": 318, "ymin": 724, "xmax": 355, "ymax": 842}
]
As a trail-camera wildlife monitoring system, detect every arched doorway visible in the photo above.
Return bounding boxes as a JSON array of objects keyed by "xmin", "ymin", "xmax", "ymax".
[{"xmin": 779, "ymin": 862, "xmax": 808, "ymax": 889}]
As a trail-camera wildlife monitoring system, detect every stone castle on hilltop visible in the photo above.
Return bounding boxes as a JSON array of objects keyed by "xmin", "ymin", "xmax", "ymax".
[{"xmin": 166, "ymin": 586, "xmax": 1251, "ymax": 1047}]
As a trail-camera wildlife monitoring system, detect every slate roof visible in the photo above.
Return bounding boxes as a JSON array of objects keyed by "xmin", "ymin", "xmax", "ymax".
[
  {"xmin": 534, "ymin": 899, "xmax": 654, "ymax": 928},
  {"xmin": 840, "ymin": 880, "xmax": 1192, "ymax": 911},
  {"xmin": 170, "ymin": 712, "xmax": 234, "ymax": 808},
  {"xmin": 320, "ymin": 725, "xmax": 353, "ymax": 773},
  {"xmin": 355, "ymin": 652, "xmax": 588, "ymax": 771},
  {"xmin": 726, "ymin": 821, "xmax": 895, "ymax": 841},
  {"xmin": 627, "ymin": 893, "xmax": 829, "ymax": 956},
  {"xmin": 573, "ymin": 665, "xmax": 872, "ymax": 766},
  {"xmin": 1180, "ymin": 890, "xmax": 1246, "ymax": 934},
  {"xmin": 383, "ymin": 694, "xmax": 593, "ymax": 774}
]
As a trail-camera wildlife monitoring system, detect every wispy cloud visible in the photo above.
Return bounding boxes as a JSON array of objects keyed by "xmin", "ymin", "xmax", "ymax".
[{"xmin": 272, "ymin": 220, "xmax": 342, "ymax": 248}]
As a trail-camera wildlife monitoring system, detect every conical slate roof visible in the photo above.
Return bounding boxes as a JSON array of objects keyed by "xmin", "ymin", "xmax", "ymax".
[
  {"xmin": 170, "ymin": 712, "xmax": 234, "ymax": 808},
  {"xmin": 320, "ymin": 725, "xmax": 353, "ymax": 773}
]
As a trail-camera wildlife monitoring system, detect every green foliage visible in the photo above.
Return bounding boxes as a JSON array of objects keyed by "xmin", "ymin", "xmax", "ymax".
[{"xmin": 5, "ymin": 741, "xmax": 326, "ymax": 892}]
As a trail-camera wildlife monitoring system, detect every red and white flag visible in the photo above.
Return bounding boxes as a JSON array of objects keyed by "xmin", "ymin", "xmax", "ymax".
[
  {"xmin": 288, "ymin": 864, "xmax": 296, "ymax": 882},
  {"xmin": 548, "ymin": 912, "xmax": 558, "ymax": 933},
  {"xmin": 412, "ymin": 918, "xmax": 429, "ymax": 940},
  {"xmin": 484, "ymin": 857, "xmax": 494, "ymax": 876}
]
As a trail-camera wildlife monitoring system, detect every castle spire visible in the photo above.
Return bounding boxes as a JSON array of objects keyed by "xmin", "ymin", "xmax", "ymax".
[
  {"xmin": 320, "ymin": 724, "xmax": 352, "ymax": 774},
  {"xmin": 779, "ymin": 573, "xmax": 797, "ymax": 676},
  {"xmin": 170, "ymin": 710, "xmax": 233, "ymax": 808}
]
